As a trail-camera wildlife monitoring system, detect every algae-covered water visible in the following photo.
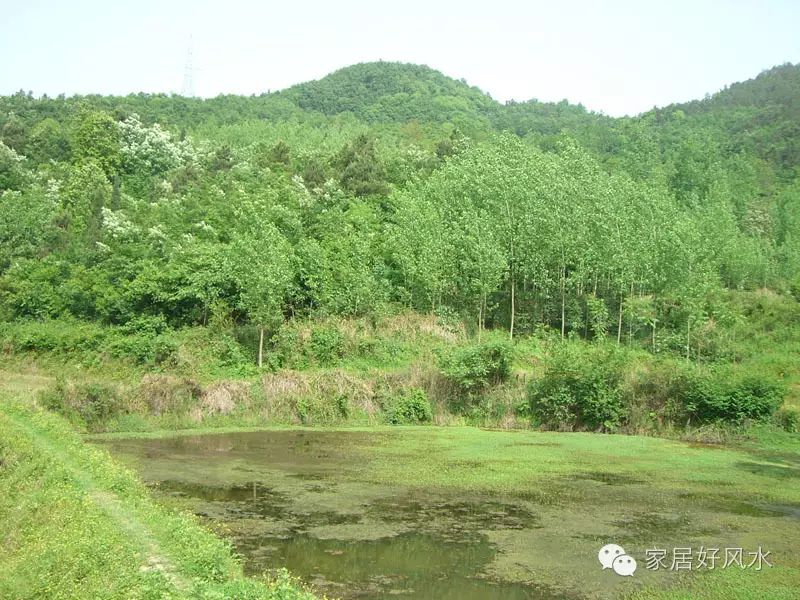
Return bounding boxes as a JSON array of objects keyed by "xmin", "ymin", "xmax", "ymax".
[{"xmin": 98, "ymin": 429, "xmax": 800, "ymax": 599}]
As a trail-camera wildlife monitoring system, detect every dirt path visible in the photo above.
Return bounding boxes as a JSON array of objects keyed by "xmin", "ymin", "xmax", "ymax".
[{"xmin": 3, "ymin": 407, "xmax": 190, "ymax": 593}]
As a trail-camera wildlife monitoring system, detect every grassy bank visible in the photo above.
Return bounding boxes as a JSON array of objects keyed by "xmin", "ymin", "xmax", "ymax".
[
  {"xmin": 2, "ymin": 292, "xmax": 799, "ymax": 440},
  {"xmin": 0, "ymin": 398, "xmax": 319, "ymax": 599}
]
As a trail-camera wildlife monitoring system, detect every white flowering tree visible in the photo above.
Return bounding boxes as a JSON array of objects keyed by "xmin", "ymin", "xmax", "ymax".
[
  {"xmin": 0, "ymin": 141, "xmax": 28, "ymax": 191},
  {"xmin": 118, "ymin": 114, "xmax": 195, "ymax": 176}
]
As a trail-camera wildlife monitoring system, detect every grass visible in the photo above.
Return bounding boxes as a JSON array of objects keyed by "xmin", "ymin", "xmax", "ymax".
[
  {"xmin": 627, "ymin": 567, "xmax": 800, "ymax": 600},
  {"xmin": 0, "ymin": 395, "xmax": 320, "ymax": 599},
  {"xmin": 724, "ymin": 290, "xmax": 800, "ymax": 412},
  {"xmin": 354, "ymin": 427, "xmax": 798, "ymax": 497}
]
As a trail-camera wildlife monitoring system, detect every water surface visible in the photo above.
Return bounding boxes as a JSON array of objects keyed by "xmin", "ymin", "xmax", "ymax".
[{"xmin": 98, "ymin": 430, "xmax": 799, "ymax": 599}]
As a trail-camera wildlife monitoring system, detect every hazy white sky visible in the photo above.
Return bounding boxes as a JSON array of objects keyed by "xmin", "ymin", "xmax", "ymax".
[{"xmin": 2, "ymin": 0, "xmax": 799, "ymax": 116}]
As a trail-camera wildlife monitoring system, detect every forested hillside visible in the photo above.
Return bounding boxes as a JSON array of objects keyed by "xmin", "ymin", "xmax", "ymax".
[
  {"xmin": 1, "ymin": 61, "xmax": 800, "ymax": 431},
  {"xmin": 657, "ymin": 63, "xmax": 800, "ymax": 175}
]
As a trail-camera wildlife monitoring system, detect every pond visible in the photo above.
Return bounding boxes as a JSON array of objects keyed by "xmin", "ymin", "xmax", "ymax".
[{"xmin": 97, "ymin": 429, "xmax": 799, "ymax": 599}]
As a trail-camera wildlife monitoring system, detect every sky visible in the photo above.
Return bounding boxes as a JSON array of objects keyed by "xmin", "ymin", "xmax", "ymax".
[{"xmin": 2, "ymin": 0, "xmax": 799, "ymax": 116}]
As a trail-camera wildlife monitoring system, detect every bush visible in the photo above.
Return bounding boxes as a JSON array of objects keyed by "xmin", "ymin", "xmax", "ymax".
[
  {"xmin": 135, "ymin": 374, "xmax": 201, "ymax": 415},
  {"xmin": 295, "ymin": 393, "xmax": 352, "ymax": 425},
  {"xmin": 309, "ymin": 326, "xmax": 345, "ymax": 365},
  {"xmin": 439, "ymin": 339, "xmax": 513, "ymax": 393},
  {"xmin": 721, "ymin": 375, "xmax": 785, "ymax": 422},
  {"xmin": 273, "ymin": 324, "xmax": 346, "ymax": 367},
  {"xmin": 620, "ymin": 357, "xmax": 688, "ymax": 430},
  {"xmin": 527, "ymin": 344, "xmax": 785, "ymax": 430},
  {"xmin": 0, "ymin": 319, "xmax": 107, "ymax": 354},
  {"xmin": 104, "ymin": 330, "xmax": 159, "ymax": 363},
  {"xmin": 385, "ymin": 389, "xmax": 433, "ymax": 425},
  {"xmin": 38, "ymin": 379, "xmax": 123, "ymax": 429},
  {"xmin": 0, "ymin": 318, "xmax": 182, "ymax": 367},
  {"xmin": 773, "ymin": 408, "xmax": 799, "ymax": 432},
  {"xmin": 677, "ymin": 369, "xmax": 785, "ymax": 424},
  {"xmin": 789, "ymin": 276, "xmax": 800, "ymax": 302},
  {"xmin": 119, "ymin": 315, "xmax": 169, "ymax": 336},
  {"xmin": 527, "ymin": 344, "xmax": 627, "ymax": 431}
]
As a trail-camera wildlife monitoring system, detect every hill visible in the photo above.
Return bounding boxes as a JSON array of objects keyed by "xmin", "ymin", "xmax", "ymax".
[
  {"xmin": 278, "ymin": 61, "xmax": 499, "ymax": 125},
  {"xmin": 650, "ymin": 63, "xmax": 800, "ymax": 176}
]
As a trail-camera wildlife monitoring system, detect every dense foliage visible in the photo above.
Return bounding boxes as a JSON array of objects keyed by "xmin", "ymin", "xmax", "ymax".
[
  {"xmin": 384, "ymin": 389, "xmax": 434, "ymax": 425},
  {"xmin": 2, "ymin": 60, "xmax": 800, "ymax": 428},
  {"xmin": 525, "ymin": 343, "xmax": 787, "ymax": 432}
]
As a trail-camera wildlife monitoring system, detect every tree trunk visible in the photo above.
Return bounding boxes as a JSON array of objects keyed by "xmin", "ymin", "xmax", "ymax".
[
  {"xmin": 584, "ymin": 300, "xmax": 590, "ymax": 339},
  {"xmin": 258, "ymin": 326, "xmax": 264, "ymax": 368},
  {"xmin": 652, "ymin": 319, "xmax": 657, "ymax": 352},
  {"xmin": 560, "ymin": 265, "xmax": 566, "ymax": 339},
  {"xmin": 617, "ymin": 294, "xmax": 623, "ymax": 344},
  {"xmin": 478, "ymin": 300, "xmax": 483, "ymax": 342},
  {"xmin": 509, "ymin": 274, "xmax": 515, "ymax": 340},
  {"xmin": 505, "ymin": 201, "xmax": 516, "ymax": 341},
  {"xmin": 627, "ymin": 282, "xmax": 634, "ymax": 344},
  {"xmin": 686, "ymin": 318, "xmax": 691, "ymax": 361},
  {"xmin": 111, "ymin": 176, "xmax": 121, "ymax": 210}
]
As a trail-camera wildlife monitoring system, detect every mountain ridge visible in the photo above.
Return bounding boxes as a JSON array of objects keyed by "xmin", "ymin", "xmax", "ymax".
[{"xmin": 277, "ymin": 59, "xmax": 800, "ymax": 117}]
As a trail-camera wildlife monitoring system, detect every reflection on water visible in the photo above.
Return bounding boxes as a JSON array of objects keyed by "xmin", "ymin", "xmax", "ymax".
[{"xmin": 238, "ymin": 527, "xmax": 538, "ymax": 599}]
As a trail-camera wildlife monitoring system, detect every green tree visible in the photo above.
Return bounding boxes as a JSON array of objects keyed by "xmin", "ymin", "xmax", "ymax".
[
  {"xmin": 60, "ymin": 160, "xmax": 112, "ymax": 241},
  {"xmin": 73, "ymin": 111, "xmax": 122, "ymax": 178},
  {"xmin": 336, "ymin": 134, "xmax": 389, "ymax": 197},
  {"xmin": 227, "ymin": 204, "xmax": 295, "ymax": 367}
]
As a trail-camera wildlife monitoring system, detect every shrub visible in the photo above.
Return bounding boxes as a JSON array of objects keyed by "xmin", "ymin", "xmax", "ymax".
[
  {"xmin": 119, "ymin": 315, "xmax": 169, "ymax": 336},
  {"xmin": 152, "ymin": 333, "xmax": 181, "ymax": 365},
  {"xmin": 789, "ymin": 276, "xmax": 800, "ymax": 302},
  {"xmin": 38, "ymin": 380, "xmax": 68, "ymax": 414},
  {"xmin": 334, "ymin": 394, "xmax": 351, "ymax": 419},
  {"xmin": 104, "ymin": 330, "xmax": 159, "ymax": 363},
  {"xmin": 439, "ymin": 339, "xmax": 513, "ymax": 393},
  {"xmin": 309, "ymin": 326, "xmax": 345, "ymax": 365},
  {"xmin": 272, "ymin": 324, "xmax": 346, "ymax": 367},
  {"xmin": 385, "ymin": 389, "xmax": 433, "ymax": 425},
  {"xmin": 677, "ymin": 369, "xmax": 785, "ymax": 424},
  {"xmin": 773, "ymin": 408, "xmax": 799, "ymax": 432},
  {"xmin": 0, "ymin": 318, "xmax": 183, "ymax": 367},
  {"xmin": 0, "ymin": 319, "xmax": 107, "ymax": 354},
  {"xmin": 721, "ymin": 375, "xmax": 785, "ymax": 422},
  {"xmin": 295, "ymin": 394, "xmax": 351, "ymax": 425},
  {"xmin": 75, "ymin": 383, "xmax": 121, "ymax": 424},
  {"xmin": 136, "ymin": 374, "xmax": 201, "ymax": 415},
  {"xmin": 38, "ymin": 379, "xmax": 123, "ymax": 429},
  {"xmin": 527, "ymin": 344, "xmax": 627, "ymax": 431},
  {"xmin": 621, "ymin": 357, "xmax": 690, "ymax": 430}
]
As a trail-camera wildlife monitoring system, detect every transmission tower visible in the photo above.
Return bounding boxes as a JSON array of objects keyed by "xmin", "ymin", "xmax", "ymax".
[{"xmin": 181, "ymin": 37, "xmax": 195, "ymax": 97}]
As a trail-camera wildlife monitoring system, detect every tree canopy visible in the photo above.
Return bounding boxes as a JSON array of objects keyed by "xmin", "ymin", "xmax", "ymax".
[{"xmin": 2, "ymin": 60, "xmax": 799, "ymax": 362}]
